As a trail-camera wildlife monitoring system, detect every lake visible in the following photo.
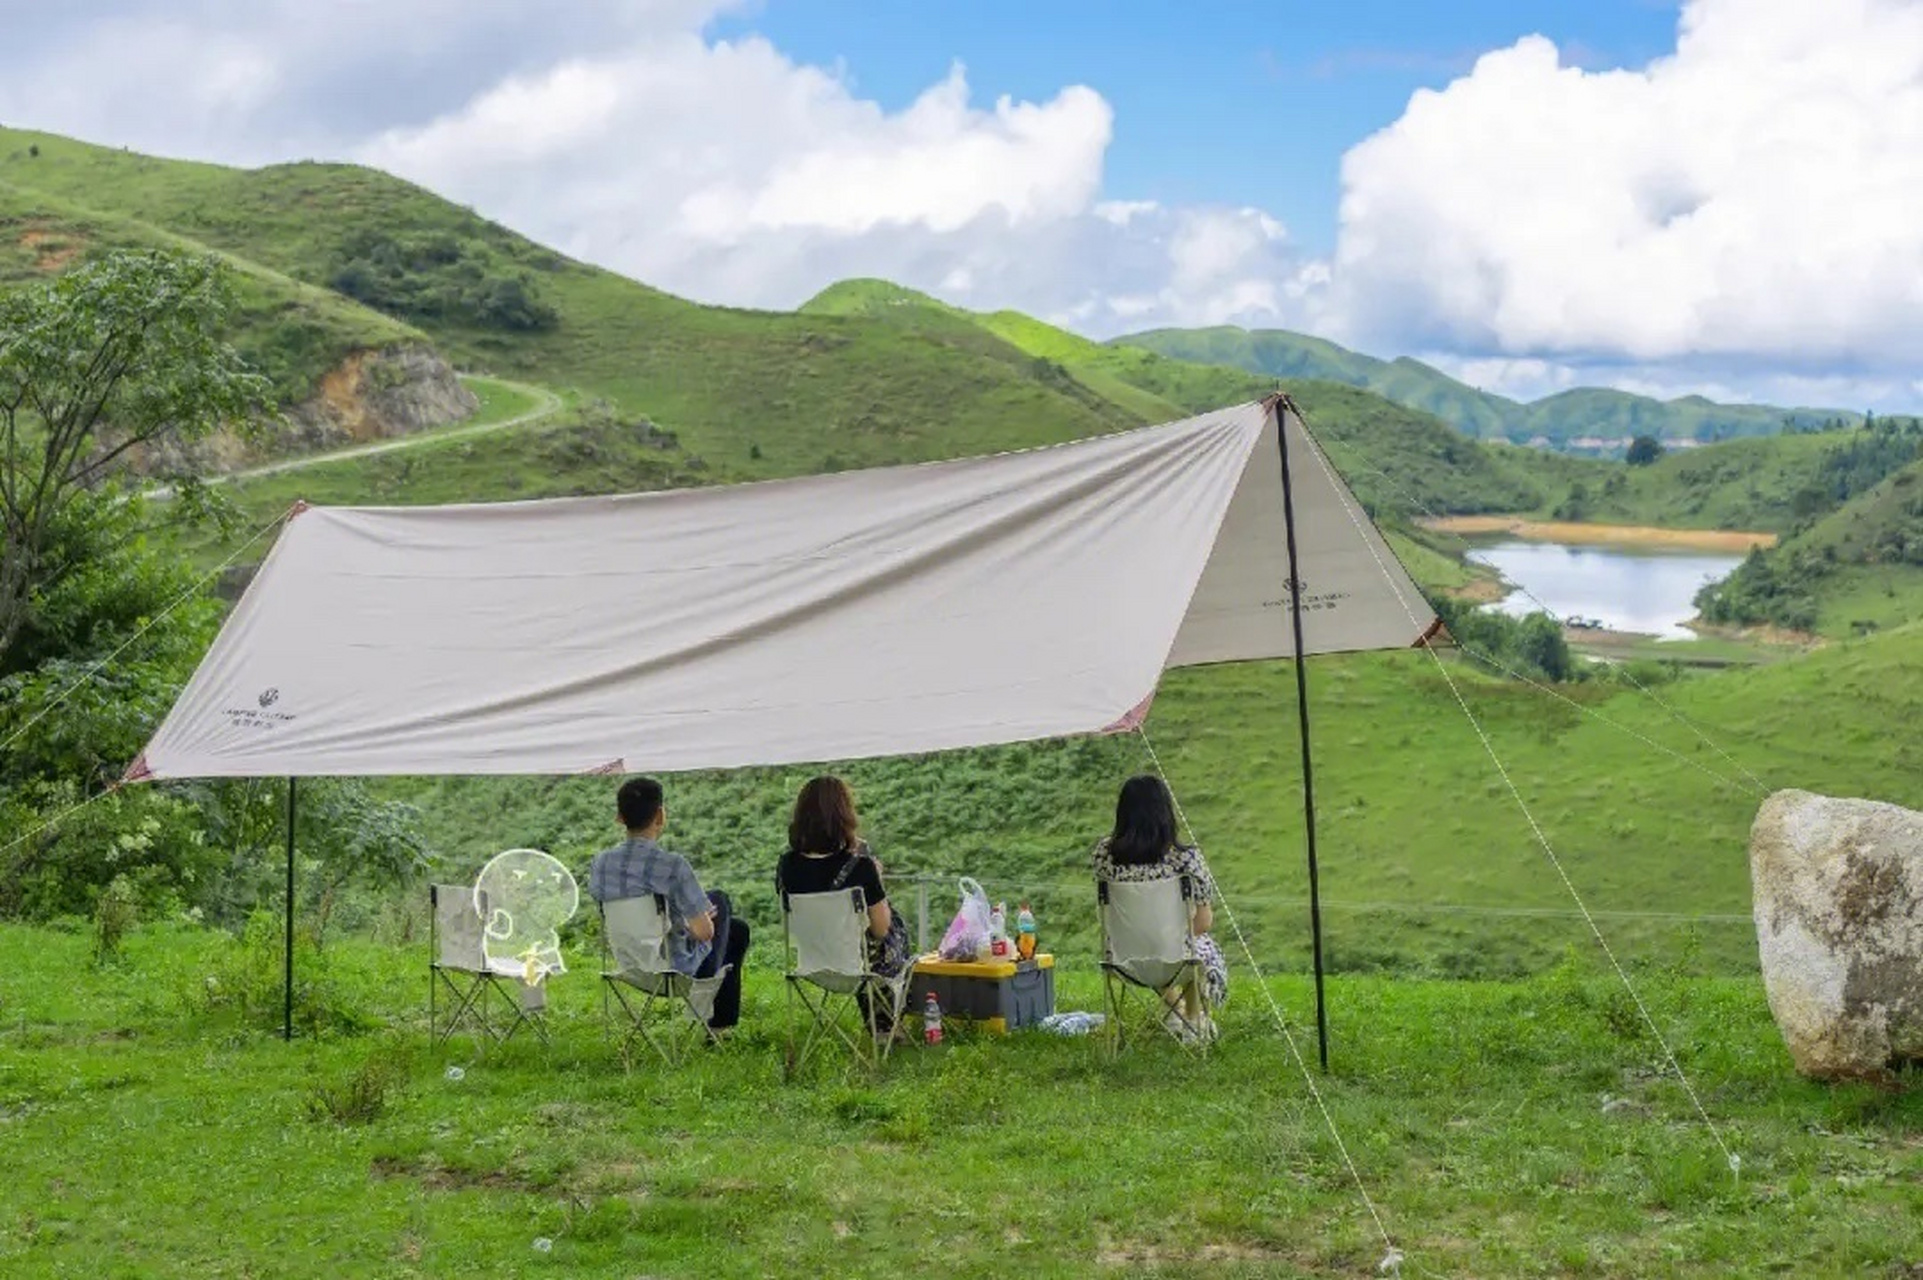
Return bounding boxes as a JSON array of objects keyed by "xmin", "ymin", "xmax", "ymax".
[{"xmin": 1465, "ymin": 540, "xmax": 1745, "ymax": 639}]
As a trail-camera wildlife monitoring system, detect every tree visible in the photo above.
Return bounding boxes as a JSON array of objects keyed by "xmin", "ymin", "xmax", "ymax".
[
  {"xmin": 0, "ymin": 251, "xmax": 267, "ymax": 662},
  {"xmin": 1625, "ymin": 434, "xmax": 1664, "ymax": 466}
]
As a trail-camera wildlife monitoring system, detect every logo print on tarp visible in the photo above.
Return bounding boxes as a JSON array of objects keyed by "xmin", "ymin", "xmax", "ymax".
[{"xmin": 258, "ymin": 688, "xmax": 280, "ymax": 708}]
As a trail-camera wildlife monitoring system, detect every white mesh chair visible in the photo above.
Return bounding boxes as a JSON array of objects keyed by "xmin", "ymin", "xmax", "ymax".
[
  {"xmin": 781, "ymin": 886, "xmax": 912, "ymax": 1074},
  {"xmin": 601, "ymin": 895, "xmax": 731, "ymax": 1067},
  {"xmin": 1097, "ymin": 875, "xmax": 1209, "ymax": 1056},
  {"xmin": 429, "ymin": 883, "xmax": 548, "ymax": 1047}
]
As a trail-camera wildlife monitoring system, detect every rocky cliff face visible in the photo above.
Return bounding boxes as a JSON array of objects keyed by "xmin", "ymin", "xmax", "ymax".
[
  {"xmin": 282, "ymin": 345, "xmax": 478, "ymax": 453},
  {"xmin": 132, "ymin": 343, "xmax": 478, "ymax": 475}
]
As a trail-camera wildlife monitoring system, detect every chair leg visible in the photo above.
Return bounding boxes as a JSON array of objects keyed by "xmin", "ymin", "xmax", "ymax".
[
  {"xmin": 1102, "ymin": 970, "xmax": 1123, "ymax": 1059},
  {"xmin": 434, "ymin": 971, "xmax": 494, "ymax": 1048}
]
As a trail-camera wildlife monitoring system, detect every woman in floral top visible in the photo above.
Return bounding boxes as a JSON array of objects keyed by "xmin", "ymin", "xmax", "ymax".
[{"xmin": 1092, "ymin": 775, "xmax": 1229, "ymax": 1035}]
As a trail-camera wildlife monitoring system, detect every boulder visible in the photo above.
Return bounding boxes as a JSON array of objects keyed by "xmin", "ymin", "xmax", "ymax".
[{"xmin": 1749, "ymin": 789, "xmax": 1923, "ymax": 1081}]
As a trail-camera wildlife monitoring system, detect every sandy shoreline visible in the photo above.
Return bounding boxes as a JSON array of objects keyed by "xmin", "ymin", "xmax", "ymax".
[{"xmin": 1420, "ymin": 515, "xmax": 1777, "ymax": 553}]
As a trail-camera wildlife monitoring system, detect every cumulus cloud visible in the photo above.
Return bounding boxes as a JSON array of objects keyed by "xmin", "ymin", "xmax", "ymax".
[
  {"xmin": 2, "ymin": 0, "xmax": 1918, "ymax": 408},
  {"xmin": 0, "ymin": 1, "xmax": 739, "ymax": 160},
  {"xmin": 357, "ymin": 35, "xmax": 1300, "ymax": 331},
  {"xmin": 1330, "ymin": 0, "xmax": 1923, "ymax": 379}
]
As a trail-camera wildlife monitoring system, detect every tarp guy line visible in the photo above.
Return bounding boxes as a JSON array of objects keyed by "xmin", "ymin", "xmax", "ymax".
[
  {"xmin": 0, "ymin": 505, "xmax": 293, "ymax": 762},
  {"xmin": 1, "ymin": 508, "xmax": 296, "ymax": 866},
  {"xmin": 1319, "ymin": 439, "xmax": 1772, "ymax": 796},
  {"xmin": 1296, "ymin": 404, "xmax": 1742, "ymax": 1180},
  {"xmin": 1429, "ymin": 643, "xmax": 1763, "ymax": 799},
  {"xmin": 1136, "ymin": 722, "xmax": 1404, "ymax": 1280}
]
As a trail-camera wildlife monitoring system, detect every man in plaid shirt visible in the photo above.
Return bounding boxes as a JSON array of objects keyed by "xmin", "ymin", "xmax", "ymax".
[{"xmin": 588, "ymin": 777, "xmax": 750, "ymax": 1032}]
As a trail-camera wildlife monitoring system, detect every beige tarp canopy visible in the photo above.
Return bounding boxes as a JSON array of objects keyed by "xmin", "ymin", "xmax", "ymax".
[{"xmin": 129, "ymin": 398, "xmax": 1436, "ymax": 780}]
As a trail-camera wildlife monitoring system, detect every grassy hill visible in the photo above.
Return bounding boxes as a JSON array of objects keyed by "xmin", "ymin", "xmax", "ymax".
[
  {"xmin": 6, "ymin": 132, "xmax": 1923, "ymax": 1278},
  {"xmin": 1117, "ymin": 325, "xmax": 1861, "ymax": 449},
  {"xmin": 388, "ymin": 621, "xmax": 1923, "ymax": 980},
  {"xmin": 1696, "ymin": 449, "xmax": 1923, "ymax": 637},
  {"xmin": 802, "ymin": 279, "xmax": 1570, "ymax": 519},
  {"xmin": 0, "ymin": 144, "xmax": 420, "ymax": 403},
  {"xmin": 13, "ymin": 127, "xmax": 1922, "ymax": 976},
  {"xmin": 0, "ymin": 129, "xmax": 1149, "ymax": 485}
]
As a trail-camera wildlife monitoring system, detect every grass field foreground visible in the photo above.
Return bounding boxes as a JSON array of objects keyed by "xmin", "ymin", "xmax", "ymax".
[{"xmin": 0, "ymin": 924, "xmax": 1917, "ymax": 1278}]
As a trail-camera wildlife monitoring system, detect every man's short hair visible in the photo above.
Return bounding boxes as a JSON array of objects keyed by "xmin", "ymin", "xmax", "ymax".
[{"xmin": 617, "ymin": 777, "xmax": 665, "ymax": 830}]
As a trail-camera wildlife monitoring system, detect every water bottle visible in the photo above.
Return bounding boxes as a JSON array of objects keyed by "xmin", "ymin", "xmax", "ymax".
[
  {"xmin": 989, "ymin": 902, "xmax": 1009, "ymax": 957},
  {"xmin": 1016, "ymin": 903, "xmax": 1037, "ymax": 961},
  {"xmin": 923, "ymin": 992, "xmax": 943, "ymax": 1045}
]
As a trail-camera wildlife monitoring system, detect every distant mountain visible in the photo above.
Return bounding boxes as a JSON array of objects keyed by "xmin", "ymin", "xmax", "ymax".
[
  {"xmin": 803, "ymin": 278, "xmax": 1564, "ymax": 517},
  {"xmin": 1113, "ymin": 326, "xmax": 1861, "ymax": 452}
]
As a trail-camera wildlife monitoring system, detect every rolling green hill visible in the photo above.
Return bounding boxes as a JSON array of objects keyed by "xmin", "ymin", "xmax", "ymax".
[
  {"xmin": 0, "ymin": 151, "xmax": 420, "ymax": 403},
  {"xmin": 392, "ymin": 618, "xmax": 1923, "ymax": 979},
  {"xmin": 1117, "ymin": 325, "xmax": 1861, "ymax": 449},
  {"xmin": 1697, "ymin": 449, "xmax": 1923, "ymax": 637},
  {"xmin": 802, "ymin": 279, "xmax": 1572, "ymax": 519},
  {"xmin": 0, "ymin": 128, "xmax": 1145, "ymax": 484}
]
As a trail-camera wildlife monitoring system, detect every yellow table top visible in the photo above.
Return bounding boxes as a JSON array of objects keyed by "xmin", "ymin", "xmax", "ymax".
[{"xmin": 912, "ymin": 951, "xmax": 1053, "ymax": 979}]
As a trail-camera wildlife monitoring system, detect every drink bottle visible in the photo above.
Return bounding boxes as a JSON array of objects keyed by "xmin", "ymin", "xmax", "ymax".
[{"xmin": 923, "ymin": 992, "xmax": 943, "ymax": 1045}]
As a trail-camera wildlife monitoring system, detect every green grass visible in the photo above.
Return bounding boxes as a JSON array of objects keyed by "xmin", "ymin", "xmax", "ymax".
[
  {"xmin": 459, "ymin": 375, "xmax": 545, "ymax": 427},
  {"xmin": 1382, "ymin": 528, "xmax": 1493, "ymax": 597},
  {"xmin": 1808, "ymin": 564, "xmax": 1923, "ymax": 638},
  {"xmin": 1544, "ymin": 434, "xmax": 1875, "ymax": 534},
  {"xmin": 0, "ymin": 132, "xmax": 1144, "ymax": 484},
  {"xmin": 373, "ymin": 625, "xmax": 1923, "ymax": 983},
  {"xmin": 1568, "ymin": 633, "xmax": 1787, "ymax": 669},
  {"xmin": 2, "ymin": 922, "xmax": 1917, "ymax": 1278},
  {"xmin": 0, "ymin": 158, "xmax": 420, "ymax": 403},
  {"xmin": 802, "ymin": 280, "xmax": 1575, "ymax": 518}
]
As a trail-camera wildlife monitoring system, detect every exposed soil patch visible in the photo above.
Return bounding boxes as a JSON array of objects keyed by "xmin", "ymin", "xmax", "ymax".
[
  {"xmin": 18, "ymin": 228, "xmax": 83, "ymax": 272},
  {"xmin": 1096, "ymin": 1239, "xmax": 1329, "ymax": 1269},
  {"xmin": 1682, "ymin": 619, "xmax": 1823, "ymax": 649},
  {"xmin": 1444, "ymin": 575, "xmax": 1506, "ymax": 604},
  {"xmin": 369, "ymin": 1154, "xmax": 544, "ymax": 1194},
  {"xmin": 1422, "ymin": 514, "xmax": 1777, "ymax": 553}
]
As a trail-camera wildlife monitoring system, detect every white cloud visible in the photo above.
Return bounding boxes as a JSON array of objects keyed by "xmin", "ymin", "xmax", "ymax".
[
  {"xmin": 0, "ymin": 1, "xmax": 740, "ymax": 160},
  {"xmin": 3, "ymin": 0, "xmax": 1919, "ymax": 411},
  {"xmin": 1329, "ymin": 0, "xmax": 1923, "ymax": 377},
  {"xmin": 1093, "ymin": 199, "xmax": 1159, "ymax": 226},
  {"xmin": 356, "ymin": 36, "xmax": 1297, "ymax": 333}
]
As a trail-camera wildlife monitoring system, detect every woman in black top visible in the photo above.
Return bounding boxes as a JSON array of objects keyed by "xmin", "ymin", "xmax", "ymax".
[{"xmin": 776, "ymin": 775, "xmax": 910, "ymax": 982}]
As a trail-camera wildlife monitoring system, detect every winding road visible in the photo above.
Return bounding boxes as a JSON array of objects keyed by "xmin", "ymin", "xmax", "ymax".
[{"xmin": 150, "ymin": 376, "xmax": 562, "ymax": 499}]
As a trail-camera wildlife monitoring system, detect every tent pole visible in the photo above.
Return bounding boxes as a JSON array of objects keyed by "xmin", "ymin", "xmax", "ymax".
[
  {"xmin": 284, "ymin": 776, "xmax": 296, "ymax": 1043},
  {"xmin": 1274, "ymin": 400, "xmax": 1331, "ymax": 1072}
]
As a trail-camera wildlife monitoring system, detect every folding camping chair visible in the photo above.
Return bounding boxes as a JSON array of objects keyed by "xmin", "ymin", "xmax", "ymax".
[
  {"xmin": 1097, "ymin": 875, "xmax": 1210, "ymax": 1057},
  {"xmin": 781, "ymin": 886, "xmax": 913, "ymax": 1074},
  {"xmin": 428, "ymin": 882, "xmax": 550, "ymax": 1048},
  {"xmin": 600, "ymin": 895, "xmax": 732, "ymax": 1067}
]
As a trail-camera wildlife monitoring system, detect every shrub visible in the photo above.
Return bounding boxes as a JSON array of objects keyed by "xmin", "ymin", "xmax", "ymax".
[
  {"xmin": 92, "ymin": 875, "xmax": 138, "ymax": 966},
  {"xmin": 304, "ymin": 1038, "xmax": 414, "ymax": 1126}
]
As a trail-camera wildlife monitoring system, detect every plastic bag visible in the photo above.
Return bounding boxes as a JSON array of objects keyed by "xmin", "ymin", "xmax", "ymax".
[{"xmin": 937, "ymin": 876, "xmax": 993, "ymax": 960}]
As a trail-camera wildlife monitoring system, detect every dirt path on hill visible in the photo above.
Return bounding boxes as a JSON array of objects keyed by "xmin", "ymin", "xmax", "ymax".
[
  {"xmin": 225, "ymin": 377, "xmax": 562, "ymax": 482},
  {"xmin": 1421, "ymin": 515, "xmax": 1777, "ymax": 552},
  {"xmin": 146, "ymin": 377, "xmax": 562, "ymax": 501}
]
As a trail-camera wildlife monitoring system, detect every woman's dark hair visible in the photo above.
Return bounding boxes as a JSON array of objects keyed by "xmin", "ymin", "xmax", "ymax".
[
  {"xmin": 1108, "ymin": 774, "xmax": 1177, "ymax": 866},
  {"xmin": 788, "ymin": 775, "xmax": 860, "ymax": 854}
]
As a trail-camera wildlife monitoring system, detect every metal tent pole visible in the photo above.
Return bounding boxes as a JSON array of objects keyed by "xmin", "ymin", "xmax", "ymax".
[
  {"xmin": 284, "ymin": 776, "xmax": 296, "ymax": 1042},
  {"xmin": 1274, "ymin": 399, "xmax": 1331, "ymax": 1072}
]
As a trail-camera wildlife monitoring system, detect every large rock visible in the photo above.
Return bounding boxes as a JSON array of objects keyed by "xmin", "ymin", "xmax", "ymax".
[
  {"xmin": 128, "ymin": 343, "xmax": 479, "ymax": 475},
  {"xmin": 1749, "ymin": 789, "xmax": 1923, "ymax": 1081},
  {"xmin": 283, "ymin": 343, "xmax": 480, "ymax": 453}
]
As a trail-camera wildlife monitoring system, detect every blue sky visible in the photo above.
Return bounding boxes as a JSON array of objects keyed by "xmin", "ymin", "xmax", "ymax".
[{"xmin": 711, "ymin": 1, "xmax": 1686, "ymax": 254}]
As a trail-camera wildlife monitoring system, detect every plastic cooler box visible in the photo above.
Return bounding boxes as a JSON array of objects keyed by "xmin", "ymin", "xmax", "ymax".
[{"xmin": 909, "ymin": 953, "xmax": 1055, "ymax": 1034}]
